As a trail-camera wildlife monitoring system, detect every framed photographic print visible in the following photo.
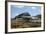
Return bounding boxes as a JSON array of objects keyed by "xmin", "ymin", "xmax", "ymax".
[{"xmin": 5, "ymin": 1, "xmax": 45, "ymax": 33}]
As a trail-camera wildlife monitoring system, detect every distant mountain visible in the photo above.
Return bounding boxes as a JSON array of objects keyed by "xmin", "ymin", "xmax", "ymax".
[{"xmin": 35, "ymin": 14, "xmax": 41, "ymax": 19}]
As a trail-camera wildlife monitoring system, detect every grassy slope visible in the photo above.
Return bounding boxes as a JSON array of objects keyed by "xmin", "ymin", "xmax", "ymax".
[{"xmin": 11, "ymin": 19, "xmax": 41, "ymax": 28}]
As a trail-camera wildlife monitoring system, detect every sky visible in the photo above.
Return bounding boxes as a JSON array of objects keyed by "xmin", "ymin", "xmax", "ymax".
[{"xmin": 11, "ymin": 5, "xmax": 41, "ymax": 18}]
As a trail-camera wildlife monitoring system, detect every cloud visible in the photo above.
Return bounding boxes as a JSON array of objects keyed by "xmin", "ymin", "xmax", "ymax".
[
  {"xmin": 15, "ymin": 13, "xmax": 19, "ymax": 16},
  {"xmin": 32, "ymin": 7, "xmax": 36, "ymax": 9},
  {"xmin": 15, "ymin": 5, "xmax": 24, "ymax": 8}
]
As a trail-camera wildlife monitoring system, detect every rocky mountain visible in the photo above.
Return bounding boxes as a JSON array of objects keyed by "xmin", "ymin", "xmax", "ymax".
[{"xmin": 14, "ymin": 12, "xmax": 31, "ymax": 19}]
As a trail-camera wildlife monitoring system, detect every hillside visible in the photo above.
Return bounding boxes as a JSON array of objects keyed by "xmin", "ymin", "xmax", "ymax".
[{"xmin": 11, "ymin": 12, "xmax": 41, "ymax": 28}]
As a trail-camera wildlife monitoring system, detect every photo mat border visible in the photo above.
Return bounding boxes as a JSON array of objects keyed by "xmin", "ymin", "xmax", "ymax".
[{"xmin": 5, "ymin": 1, "xmax": 45, "ymax": 33}]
